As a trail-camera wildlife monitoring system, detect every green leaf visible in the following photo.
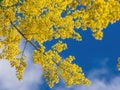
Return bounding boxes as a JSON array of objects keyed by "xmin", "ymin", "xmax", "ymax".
[{"xmin": 0, "ymin": 0, "xmax": 3, "ymax": 3}]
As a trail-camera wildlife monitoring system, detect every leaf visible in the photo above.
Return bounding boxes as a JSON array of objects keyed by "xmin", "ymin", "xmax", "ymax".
[{"xmin": 0, "ymin": 0, "xmax": 3, "ymax": 3}]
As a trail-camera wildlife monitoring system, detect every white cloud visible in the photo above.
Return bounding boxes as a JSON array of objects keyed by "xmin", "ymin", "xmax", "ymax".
[
  {"xmin": 74, "ymin": 76, "xmax": 120, "ymax": 90},
  {"xmin": 0, "ymin": 40, "xmax": 43, "ymax": 90},
  {"xmin": 0, "ymin": 60, "xmax": 42, "ymax": 90},
  {"xmin": 55, "ymin": 58, "xmax": 120, "ymax": 90}
]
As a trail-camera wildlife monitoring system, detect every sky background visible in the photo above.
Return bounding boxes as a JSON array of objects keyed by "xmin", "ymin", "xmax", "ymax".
[{"xmin": 0, "ymin": 20, "xmax": 120, "ymax": 90}]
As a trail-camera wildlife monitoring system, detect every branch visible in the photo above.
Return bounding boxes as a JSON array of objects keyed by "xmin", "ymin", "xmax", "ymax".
[
  {"xmin": 10, "ymin": 21, "xmax": 58, "ymax": 63},
  {"xmin": 10, "ymin": 20, "xmax": 39, "ymax": 50},
  {"xmin": 10, "ymin": 20, "xmax": 68, "ymax": 73},
  {"xmin": 21, "ymin": 41, "xmax": 27, "ymax": 56}
]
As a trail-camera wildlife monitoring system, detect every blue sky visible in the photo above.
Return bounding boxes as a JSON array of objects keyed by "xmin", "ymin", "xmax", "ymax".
[{"xmin": 0, "ymin": 17, "xmax": 120, "ymax": 90}]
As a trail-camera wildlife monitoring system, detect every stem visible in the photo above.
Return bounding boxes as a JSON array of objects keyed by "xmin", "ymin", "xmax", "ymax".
[
  {"xmin": 23, "ymin": 33, "xmax": 41, "ymax": 35},
  {"xmin": 10, "ymin": 21, "xmax": 58, "ymax": 64},
  {"xmin": 21, "ymin": 41, "xmax": 27, "ymax": 56},
  {"xmin": 10, "ymin": 20, "xmax": 67, "ymax": 72},
  {"xmin": 10, "ymin": 20, "xmax": 39, "ymax": 50}
]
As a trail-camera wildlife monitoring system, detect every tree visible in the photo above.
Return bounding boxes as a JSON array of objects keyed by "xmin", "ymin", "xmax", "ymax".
[{"xmin": 0, "ymin": 0, "xmax": 120, "ymax": 88}]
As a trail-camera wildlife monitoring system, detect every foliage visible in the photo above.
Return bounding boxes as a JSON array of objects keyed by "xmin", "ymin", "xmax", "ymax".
[
  {"xmin": 0, "ymin": 0, "xmax": 120, "ymax": 88},
  {"xmin": 0, "ymin": 0, "xmax": 3, "ymax": 3}
]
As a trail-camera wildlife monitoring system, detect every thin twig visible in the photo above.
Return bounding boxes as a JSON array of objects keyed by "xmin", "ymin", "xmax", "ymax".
[
  {"xmin": 21, "ymin": 41, "xmax": 27, "ymax": 56},
  {"xmin": 23, "ymin": 33, "xmax": 41, "ymax": 35}
]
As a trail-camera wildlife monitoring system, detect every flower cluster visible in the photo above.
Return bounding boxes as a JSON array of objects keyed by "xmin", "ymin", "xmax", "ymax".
[{"xmin": 0, "ymin": 0, "xmax": 120, "ymax": 88}]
